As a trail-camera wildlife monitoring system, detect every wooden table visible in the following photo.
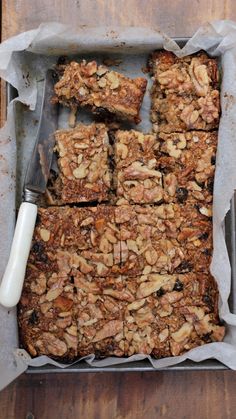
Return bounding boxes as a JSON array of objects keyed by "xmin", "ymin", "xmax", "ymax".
[{"xmin": 1, "ymin": 1, "xmax": 236, "ymax": 418}]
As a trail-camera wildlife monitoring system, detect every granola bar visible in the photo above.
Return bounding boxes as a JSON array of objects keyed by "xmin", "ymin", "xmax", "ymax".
[
  {"xmin": 54, "ymin": 60, "xmax": 147, "ymax": 123},
  {"xmin": 150, "ymin": 51, "xmax": 220, "ymax": 133},
  {"xmin": 123, "ymin": 272, "xmax": 224, "ymax": 357},
  {"xmin": 150, "ymin": 51, "xmax": 219, "ymax": 96},
  {"xmin": 115, "ymin": 203, "xmax": 212, "ymax": 276},
  {"xmin": 114, "ymin": 130, "xmax": 163, "ymax": 204},
  {"xmin": 115, "ymin": 205, "xmax": 184, "ymax": 276},
  {"xmin": 151, "ymin": 91, "xmax": 220, "ymax": 133},
  {"xmin": 18, "ymin": 268, "xmax": 126, "ymax": 359},
  {"xmin": 31, "ymin": 206, "xmax": 121, "ymax": 277},
  {"xmin": 157, "ymin": 131, "xmax": 217, "ymax": 204},
  {"xmin": 47, "ymin": 123, "xmax": 111, "ymax": 204}
]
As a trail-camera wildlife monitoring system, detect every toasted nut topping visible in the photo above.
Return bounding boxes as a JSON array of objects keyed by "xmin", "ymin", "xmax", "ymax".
[
  {"xmin": 127, "ymin": 299, "xmax": 146, "ymax": 311},
  {"xmin": 137, "ymin": 274, "xmax": 175, "ymax": 298},
  {"xmin": 98, "ymin": 77, "xmax": 107, "ymax": 88},
  {"xmin": 159, "ymin": 328, "xmax": 169, "ymax": 342},
  {"xmin": 116, "ymin": 143, "xmax": 128, "ymax": 159},
  {"xmin": 199, "ymin": 206, "xmax": 212, "ymax": 217},
  {"xmin": 46, "ymin": 288, "xmax": 63, "ymax": 302},
  {"xmin": 73, "ymin": 163, "xmax": 88, "ymax": 179},
  {"xmin": 145, "ymin": 247, "xmax": 158, "ymax": 265},
  {"xmin": 171, "ymin": 322, "xmax": 193, "ymax": 343},
  {"xmin": 40, "ymin": 228, "xmax": 50, "ymax": 242},
  {"xmin": 80, "ymin": 217, "xmax": 94, "ymax": 227},
  {"xmin": 35, "ymin": 333, "xmax": 67, "ymax": 356}
]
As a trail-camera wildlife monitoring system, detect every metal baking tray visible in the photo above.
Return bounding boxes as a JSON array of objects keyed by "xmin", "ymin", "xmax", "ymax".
[{"xmin": 7, "ymin": 37, "xmax": 233, "ymax": 372}]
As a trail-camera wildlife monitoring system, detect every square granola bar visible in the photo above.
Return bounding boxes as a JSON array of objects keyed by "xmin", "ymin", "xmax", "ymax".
[
  {"xmin": 150, "ymin": 51, "xmax": 219, "ymax": 96},
  {"xmin": 115, "ymin": 205, "xmax": 185, "ymax": 277},
  {"xmin": 157, "ymin": 131, "xmax": 217, "ymax": 204},
  {"xmin": 149, "ymin": 51, "xmax": 220, "ymax": 133},
  {"xmin": 115, "ymin": 203, "xmax": 212, "ymax": 276},
  {"xmin": 122, "ymin": 273, "xmax": 224, "ymax": 357},
  {"xmin": 32, "ymin": 206, "xmax": 121, "ymax": 277},
  {"xmin": 54, "ymin": 60, "xmax": 147, "ymax": 123},
  {"xmin": 114, "ymin": 130, "xmax": 163, "ymax": 204},
  {"xmin": 48, "ymin": 123, "xmax": 111, "ymax": 204},
  {"xmin": 76, "ymin": 276, "xmax": 127, "ymax": 358},
  {"xmin": 19, "ymin": 267, "xmax": 126, "ymax": 359},
  {"xmin": 151, "ymin": 91, "xmax": 220, "ymax": 133}
]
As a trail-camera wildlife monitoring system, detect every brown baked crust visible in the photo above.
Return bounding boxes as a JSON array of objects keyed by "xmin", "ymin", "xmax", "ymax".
[
  {"xmin": 157, "ymin": 130, "xmax": 217, "ymax": 204},
  {"xmin": 46, "ymin": 123, "xmax": 111, "ymax": 204},
  {"xmin": 115, "ymin": 203, "xmax": 212, "ymax": 276},
  {"xmin": 122, "ymin": 273, "xmax": 224, "ymax": 357},
  {"xmin": 151, "ymin": 91, "xmax": 220, "ymax": 133},
  {"xmin": 150, "ymin": 51, "xmax": 220, "ymax": 133},
  {"xmin": 31, "ymin": 206, "xmax": 121, "ymax": 277},
  {"xmin": 19, "ymin": 259, "xmax": 224, "ymax": 360},
  {"xmin": 114, "ymin": 130, "xmax": 163, "ymax": 204},
  {"xmin": 53, "ymin": 61, "xmax": 147, "ymax": 123},
  {"xmin": 149, "ymin": 51, "xmax": 219, "ymax": 95}
]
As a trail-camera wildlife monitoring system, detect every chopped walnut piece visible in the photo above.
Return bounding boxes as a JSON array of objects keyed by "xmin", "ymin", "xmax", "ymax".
[
  {"xmin": 35, "ymin": 333, "xmax": 67, "ymax": 356},
  {"xmin": 30, "ymin": 273, "xmax": 47, "ymax": 296}
]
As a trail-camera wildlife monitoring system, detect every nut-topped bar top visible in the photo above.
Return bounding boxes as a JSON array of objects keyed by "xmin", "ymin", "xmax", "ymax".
[
  {"xmin": 114, "ymin": 130, "xmax": 163, "ymax": 204},
  {"xmin": 52, "ymin": 123, "xmax": 111, "ymax": 204},
  {"xmin": 150, "ymin": 51, "xmax": 220, "ymax": 133},
  {"xmin": 53, "ymin": 60, "xmax": 147, "ymax": 123}
]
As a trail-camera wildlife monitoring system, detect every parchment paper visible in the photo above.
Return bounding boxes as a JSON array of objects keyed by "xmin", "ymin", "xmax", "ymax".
[{"xmin": 1, "ymin": 20, "xmax": 236, "ymax": 390}]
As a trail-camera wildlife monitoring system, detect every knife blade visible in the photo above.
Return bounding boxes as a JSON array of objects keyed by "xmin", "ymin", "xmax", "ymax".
[{"xmin": 0, "ymin": 70, "xmax": 58, "ymax": 308}]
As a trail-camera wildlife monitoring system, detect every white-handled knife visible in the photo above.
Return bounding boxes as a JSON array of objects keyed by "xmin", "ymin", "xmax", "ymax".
[{"xmin": 0, "ymin": 70, "xmax": 58, "ymax": 308}]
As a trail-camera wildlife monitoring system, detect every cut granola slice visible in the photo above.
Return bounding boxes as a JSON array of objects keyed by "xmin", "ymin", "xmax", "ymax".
[
  {"xmin": 54, "ymin": 60, "xmax": 147, "ymax": 123},
  {"xmin": 149, "ymin": 50, "xmax": 219, "ymax": 97},
  {"xmin": 114, "ymin": 129, "xmax": 163, "ymax": 204},
  {"xmin": 115, "ymin": 205, "xmax": 184, "ymax": 277},
  {"xmin": 76, "ymin": 276, "xmax": 128, "ymax": 358},
  {"xmin": 149, "ymin": 50, "xmax": 220, "ymax": 133},
  {"xmin": 31, "ymin": 206, "xmax": 121, "ymax": 277},
  {"xmin": 47, "ymin": 123, "xmax": 111, "ymax": 204},
  {"xmin": 122, "ymin": 272, "xmax": 224, "ymax": 358},
  {"xmin": 157, "ymin": 131, "xmax": 217, "ymax": 204},
  {"xmin": 151, "ymin": 91, "xmax": 220, "ymax": 133}
]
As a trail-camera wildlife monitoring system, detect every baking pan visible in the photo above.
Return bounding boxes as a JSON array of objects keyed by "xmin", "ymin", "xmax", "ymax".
[{"xmin": 7, "ymin": 37, "xmax": 232, "ymax": 372}]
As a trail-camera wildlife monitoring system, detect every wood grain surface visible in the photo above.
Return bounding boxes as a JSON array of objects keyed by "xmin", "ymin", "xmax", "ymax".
[
  {"xmin": 1, "ymin": 1, "xmax": 236, "ymax": 418},
  {"xmin": 0, "ymin": 371, "xmax": 236, "ymax": 419}
]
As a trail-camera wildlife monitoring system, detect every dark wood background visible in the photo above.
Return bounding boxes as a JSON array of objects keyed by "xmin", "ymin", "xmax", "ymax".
[{"xmin": 1, "ymin": 1, "xmax": 236, "ymax": 418}]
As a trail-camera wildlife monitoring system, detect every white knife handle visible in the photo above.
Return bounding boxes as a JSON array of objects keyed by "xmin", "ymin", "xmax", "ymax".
[{"xmin": 0, "ymin": 202, "xmax": 37, "ymax": 308}]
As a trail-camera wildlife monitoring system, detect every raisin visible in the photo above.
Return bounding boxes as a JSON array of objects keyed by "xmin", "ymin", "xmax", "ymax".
[
  {"xmin": 156, "ymin": 288, "xmax": 165, "ymax": 297},
  {"xmin": 203, "ymin": 248, "xmax": 211, "ymax": 256},
  {"xmin": 176, "ymin": 187, "xmax": 188, "ymax": 203},
  {"xmin": 202, "ymin": 333, "xmax": 212, "ymax": 342},
  {"xmin": 32, "ymin": 241, "xmax": 44, "ymax": 254},
  {"xmin": 94, "ymin": 350, "xmax": 106, "ymax": 359},
  {"xmin": 207, "ymin": 179, "xmax": 214, "ymax": 194},
  {"xmin": 32, "ymin": 242, "xmax": 48, "ymax": 263},
  {"xmin": 70, "ymin": 276, "xmax": 75, "ymax": 284},
  {"xmin": 203, "ymin": 294, "xmax": 212, "ymax": 306},
  {"xmin": 199, "ymin": 232, "xmax": 209, "ymax": 240},
  {"xmin": 173, "ymin": 279, "xmax": 184, "ymax": 292},
  {"xmin": 176, "ymin": 261, "xmax": 193, "ymax": 273},
  {"xmin": 211, "ymin": 155, "xmax": 216, "ymax": 165},
  {"xmin": 28, "ymin": 310, "xmax": 39, "ymax": 325}
]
